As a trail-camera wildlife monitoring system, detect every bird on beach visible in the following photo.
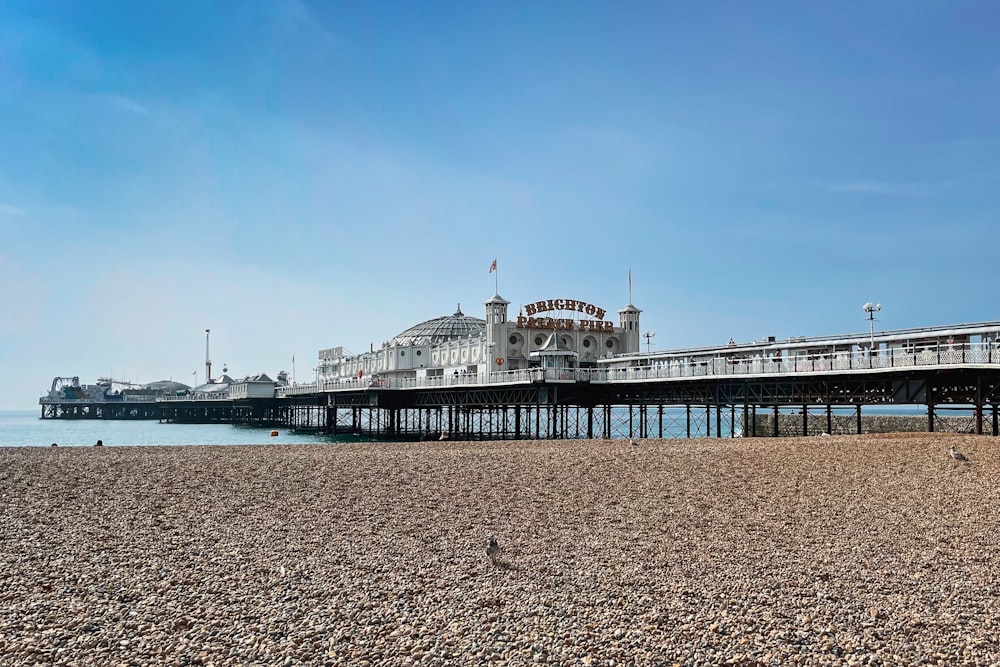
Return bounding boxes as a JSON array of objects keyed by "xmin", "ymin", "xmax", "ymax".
[
  {"xmin": 486, "ymin": 535, "xmax": 501, "ymax": 566},
  {"xmin": 949, "ymin": 446, "xmax": 969, "ymax": 462},
  {"xmin": 629, "ymin": 437, "xmax": 638, "ymax": 446}
]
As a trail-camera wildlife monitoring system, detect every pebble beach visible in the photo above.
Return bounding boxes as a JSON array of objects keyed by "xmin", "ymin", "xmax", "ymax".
[{"xmin": 1, "ymin": 433, "xmax": 998, "ymax": 666}]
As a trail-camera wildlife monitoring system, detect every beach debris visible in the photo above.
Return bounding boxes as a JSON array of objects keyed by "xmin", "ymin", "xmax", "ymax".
[
  {"xmin": 949, "ymin": 446, "xmax": 969, "ymax": 462},
  {"xmin": 629, "ymin": 438, "xmax": 639, "ymax": 446},
  {"xmin": 95, "ymin": 439, "xmax": 103, "ymax": 447},
  {"xmin": 486, "ymin": 535, "xmax": 501, "ymax": 566}
]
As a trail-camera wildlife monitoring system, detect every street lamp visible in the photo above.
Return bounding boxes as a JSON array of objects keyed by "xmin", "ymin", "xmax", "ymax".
[
  {"xmin": 863, "ymin": 302, "xmax": 881, "ymax": 352},
  {"xmin": 205, "ymin": 328, "xmax": 212, "ymax": 384},
  {"xmin": 643, "ymin": 330, "xmax": 656, "ymax": 355}
]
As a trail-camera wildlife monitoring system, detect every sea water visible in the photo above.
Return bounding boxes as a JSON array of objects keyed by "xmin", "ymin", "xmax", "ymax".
[
  {"xmin": 0, "ymin": 410, "xmax": 344, "ymax": 447},
  {"xmin": 1, "ymin": 405, "xmax": 934, "ymax": 447}
]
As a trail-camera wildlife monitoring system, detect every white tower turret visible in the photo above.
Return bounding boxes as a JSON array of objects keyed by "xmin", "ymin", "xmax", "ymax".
[
  {"xmin": 484, "ymin": 293, "xmax": 510, "ymax": 370},
  {"xmin": 619, "ymin": 303, "xmax": 642, "ymax": 355}
]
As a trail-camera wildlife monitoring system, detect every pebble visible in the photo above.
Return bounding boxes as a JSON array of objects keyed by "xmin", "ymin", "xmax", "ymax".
[{"xmin": 1, "ymin": 434, "xmax": 998, "ymax": 665}]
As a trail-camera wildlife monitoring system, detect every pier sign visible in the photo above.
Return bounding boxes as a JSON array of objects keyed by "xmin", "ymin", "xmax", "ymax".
[{"xmin": 517, "ymin": 298, "xmax": 614, "ymax": 332}]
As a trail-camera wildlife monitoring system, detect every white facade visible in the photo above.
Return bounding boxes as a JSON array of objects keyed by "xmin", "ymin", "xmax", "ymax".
[
  {"xmin": 229, "ymin": 373, "xmax": 278, "ymax": 399},
  {"xmin": 315, "ymin": 295, "xmax": 641, "ymax": 384}
]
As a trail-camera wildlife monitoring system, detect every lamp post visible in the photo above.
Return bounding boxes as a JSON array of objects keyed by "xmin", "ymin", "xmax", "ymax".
[
  {"xmin": 863, "ymin": 302, "xmax": 881, "ymax": 353},
  {"xmin": 643, "ymin": 330, "xmax": 656, "ymax": 355},
  {"xmin": 205, "ymin": 328, "xmax": 212, "ymax": 384}
]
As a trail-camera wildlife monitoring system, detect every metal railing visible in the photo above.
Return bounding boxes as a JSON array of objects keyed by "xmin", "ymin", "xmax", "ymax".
[
  {"xmin": 157, "ymin": 393, "xmax": 233, "ymax": 402},
  {"xmin": 274, "ymin": 342, "xmax": 1000, "ymax": 397},
  {"xmin": 39, "ymin": 394, "xmax": 159, "ymax": 404}
]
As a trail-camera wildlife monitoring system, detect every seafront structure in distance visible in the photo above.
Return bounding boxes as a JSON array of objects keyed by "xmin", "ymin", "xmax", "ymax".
[
  {"xmin": 39, "ymin": 288, "xmax": 1000, "ymax": 440},
  {"xmin": 314, "ymin": 294, "xmax": 641, "ymax": 385}
]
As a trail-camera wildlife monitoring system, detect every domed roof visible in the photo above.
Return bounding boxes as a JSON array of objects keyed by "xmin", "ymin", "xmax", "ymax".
[
  {"xmin": 391, "ymin": 304, "xmax": 486, "ymax": 347},
  {"xmin": 145, "ymin": 380, "xmax": 192, "ymax": 393}
]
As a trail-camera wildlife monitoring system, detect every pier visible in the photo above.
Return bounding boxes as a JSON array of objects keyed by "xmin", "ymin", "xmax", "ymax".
[{"xmin": 40, "ymin": 320, "xmax": 1000, "ymax": 440}]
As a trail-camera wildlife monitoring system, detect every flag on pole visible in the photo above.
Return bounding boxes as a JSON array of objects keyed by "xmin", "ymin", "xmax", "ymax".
[
  {"xmin": 489, "ymin": 259, "xmax": 497, "ymax": 273},
  {"xmin": 628, "ymin": 269, "xmax": 632, "ymax": 302}
]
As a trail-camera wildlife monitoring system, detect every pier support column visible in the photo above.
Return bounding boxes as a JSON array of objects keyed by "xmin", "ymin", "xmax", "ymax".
[{"xmin": 773, "ymin": 406, "xmax": 779, "ymax": 437}]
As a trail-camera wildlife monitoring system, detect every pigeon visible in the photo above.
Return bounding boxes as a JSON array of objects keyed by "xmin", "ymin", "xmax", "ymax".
[
  {"xmin": 486, "ymin": 535, "xmax": 501, "ymax": 566},
  {"xmin": 629, "ymin": 438, "xmax": 638, "ymax": 446},
  {"xmin": 949, "ymin": 446, "xmax": 969, "ymax": 462}
]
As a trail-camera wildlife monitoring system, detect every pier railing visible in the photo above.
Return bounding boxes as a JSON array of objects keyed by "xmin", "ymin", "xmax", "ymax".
[
  {"xmin": 274, "ymin": 342, "xmax": 1000, "ymax": 397},
  {"xmin": 158, "ymin": 393, "xmax": 234, "ymax": 402},
  {"xmin": 39, "ymin": 394, "xmax": 159, "ymax": 405}
]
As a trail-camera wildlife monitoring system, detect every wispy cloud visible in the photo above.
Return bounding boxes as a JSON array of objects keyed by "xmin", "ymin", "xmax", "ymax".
[
  {"xmin": 0, "ymin": 202, "xmax": 28, "ymax": 217},
  {"xmin": 272, "ymin": 0, "xmax": 347, "ymax": 49},
  {"xmin": 99, "ymin": 93, "xmax": 149, "ymax": 115},
  {"xmin": 821, "ymin": 180, "xmax": 944, "ymax": 197},
  {"xmin": 927, "ymin": 137, "xmax": 1000, "ymax": 150}
]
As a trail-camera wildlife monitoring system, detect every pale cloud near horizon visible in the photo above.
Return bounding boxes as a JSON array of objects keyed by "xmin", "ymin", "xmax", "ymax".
[{"xmin": 0, "ymin": 202, "xmax": 28, "ymax": 217}]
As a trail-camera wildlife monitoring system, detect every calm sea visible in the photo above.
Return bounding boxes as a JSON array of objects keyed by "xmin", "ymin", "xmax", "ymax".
[
  {"xmin": 1, "ymin": 404, "xmax": 932, "ymax": 447},
  {"xmin": 0, "ymin": 410, "xmax": 348, "ymax": 448}
]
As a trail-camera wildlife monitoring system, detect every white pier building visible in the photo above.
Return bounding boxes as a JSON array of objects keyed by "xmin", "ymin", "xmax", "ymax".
[{"xmin": 315, "ymin": 294, "xmax": 641, "ymax": 385}]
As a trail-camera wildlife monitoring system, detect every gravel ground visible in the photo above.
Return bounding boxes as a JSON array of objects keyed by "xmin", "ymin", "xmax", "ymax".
[{"xmin": 1, "ymin": 433, "xmax": 998, "ymax": 666}]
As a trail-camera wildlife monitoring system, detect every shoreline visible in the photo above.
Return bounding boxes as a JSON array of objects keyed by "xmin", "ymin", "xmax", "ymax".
[{"xmin": 2, "ymin": 434, "xmax": 998, "ymax": 665}]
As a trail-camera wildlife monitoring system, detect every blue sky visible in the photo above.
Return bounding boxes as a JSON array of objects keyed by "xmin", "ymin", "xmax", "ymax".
[{"xmin": 1, "ymin": 0, "xmax": 998, "ymax": 408}]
